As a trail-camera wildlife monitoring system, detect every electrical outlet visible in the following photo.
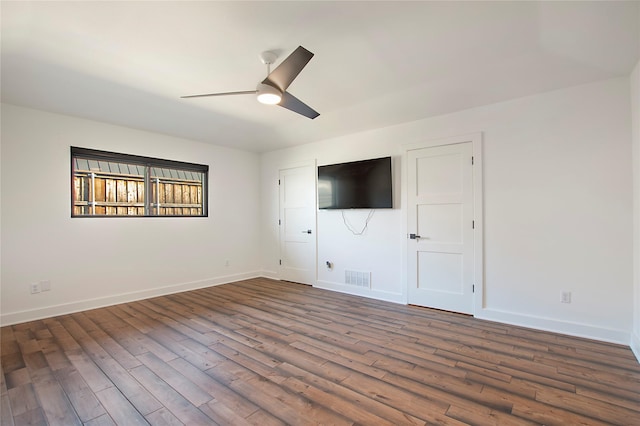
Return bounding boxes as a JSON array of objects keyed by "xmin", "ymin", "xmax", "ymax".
[
  {"xmin": 30, "ymin": 283, "xmax": 41, "ymax": 294},
  {"xmin": 561, "ymin": 291, "xmax": 572, "ymax": 304},
  {"xmin": 41, "ymin": 280, "xmax": 51, "ymax": 292}
]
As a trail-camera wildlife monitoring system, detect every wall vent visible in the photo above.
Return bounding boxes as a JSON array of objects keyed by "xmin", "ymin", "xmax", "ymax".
[{"xmin": 345, "ymin": 270, "xmax": 371, "ymax": 288}]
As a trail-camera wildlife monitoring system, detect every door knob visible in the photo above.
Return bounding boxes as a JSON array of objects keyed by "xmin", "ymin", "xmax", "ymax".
[
  {"xmin": 302, "ymin": 229, "xmax": 312, "ymax": 234},
  {"xmin": 409, "ymin": 233, "xmax": 421, "ymax": 240}
]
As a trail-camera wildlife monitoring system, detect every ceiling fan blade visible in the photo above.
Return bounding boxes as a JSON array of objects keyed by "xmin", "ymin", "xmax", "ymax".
[
  {"xmin": 279, "ymin": 91, "xmax": 319, "ymax": 119},
  {"xmin": 263, "ymin": 46, "xmax": 314, "ymax": 92},
  {"xmin": 181, "ymin": 90, "xmax": 256, "ymax": 99}
]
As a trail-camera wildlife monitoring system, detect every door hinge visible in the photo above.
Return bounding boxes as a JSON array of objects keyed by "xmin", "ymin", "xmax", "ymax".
[
  {"xmin": 278, "ymin": 219, "xmax": 281, "ymax": 225},
  {"xmin": 472, "ymin": 220, "xmax": 475, "ymax": 229},
  {"xmin": 471, "ymin": 156, "xmax": 474, "ymax": 165},
  {"xmin": 279, "ymin": 259, "xmax": 282, "ymax": 265},
  {"xmin": 278, "ymin": 179, "xmax": 281, "ymax": 185},
  {"xmin": 472, "ymin": 284, "xmax": 475, "ymax": 293}
]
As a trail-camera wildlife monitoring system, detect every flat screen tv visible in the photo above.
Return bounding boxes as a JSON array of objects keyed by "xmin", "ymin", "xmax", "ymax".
[{"xmin": 318, "ymin": 156, "xmax": 392, "ymax": 209}]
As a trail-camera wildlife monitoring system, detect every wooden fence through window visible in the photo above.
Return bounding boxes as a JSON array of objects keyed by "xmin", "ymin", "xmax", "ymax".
[{"xmin": 73, "ymin": 170, "xmax": 203, "ymax": 216}]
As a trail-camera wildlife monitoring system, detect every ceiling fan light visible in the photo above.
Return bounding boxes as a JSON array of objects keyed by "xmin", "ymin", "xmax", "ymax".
[
  {"xmin": 257, "ymin": 93, "xmax": 281, "ymax": 105},
  {"xmin": 256, "ymin": 83, "xmax": 282, "ymax": 105}
]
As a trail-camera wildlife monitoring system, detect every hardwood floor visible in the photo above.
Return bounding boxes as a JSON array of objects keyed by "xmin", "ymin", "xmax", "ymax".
[{"xmin": 2, "ymin": 278, "xmax": 639, "ymax": 425}]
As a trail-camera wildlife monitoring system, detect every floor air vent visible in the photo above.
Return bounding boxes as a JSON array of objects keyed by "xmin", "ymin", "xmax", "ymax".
[{"xmin": 345, "ymin": 270, "xmax": 371, "ymax": 288}]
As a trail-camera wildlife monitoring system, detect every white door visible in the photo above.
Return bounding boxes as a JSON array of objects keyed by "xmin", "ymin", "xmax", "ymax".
[
  {"xmin": 407, "ymin": 142, "xmax": 474, "ymax": 314},
  {"xmin": 279, "ymin": 164, "xmax": 316, "ymax": 285}
]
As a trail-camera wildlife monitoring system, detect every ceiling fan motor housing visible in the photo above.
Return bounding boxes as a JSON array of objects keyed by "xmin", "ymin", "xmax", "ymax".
[{"xmin": 256, "ymin": 83, "xmax": 282, "ymax": 104}]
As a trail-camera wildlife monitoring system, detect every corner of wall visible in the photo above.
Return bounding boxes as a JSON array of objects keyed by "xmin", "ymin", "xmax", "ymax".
[
  {"xmin": 630, "ymin": 58, "xmax": 640, "ymax": 363},
  {"xmin": 261, "ymin": 270, "xmax": 279, "ymax": 281},
  {"xmin": 632, "ymin": 330, "xmax": 640, "ymax": 362}
]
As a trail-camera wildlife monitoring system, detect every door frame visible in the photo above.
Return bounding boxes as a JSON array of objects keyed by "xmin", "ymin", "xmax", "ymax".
[
  {"xmin": 402, "ymin": 133, "xmax": 484, "ymax": 315},
  {"xmin": 278, "ymin": 159, "xmax": 318, "ymax": 285}
]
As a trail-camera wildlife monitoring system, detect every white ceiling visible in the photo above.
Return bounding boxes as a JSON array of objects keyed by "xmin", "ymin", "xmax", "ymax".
[{"xmin": 2, "ymin": 1, "xmax": 639, "ymax": 153}]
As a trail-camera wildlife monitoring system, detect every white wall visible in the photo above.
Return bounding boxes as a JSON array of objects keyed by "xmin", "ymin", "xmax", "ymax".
[
  {"xmin": 1, "ymin": 104, "xmax": 262, "ymax": 325},
  {"xmin": 632, "ymin": 60, "xmax": 640, "ymax": 360},
  {"xmin": 261, "ymin": 77, "xmax": 633, "ymax": 344}
]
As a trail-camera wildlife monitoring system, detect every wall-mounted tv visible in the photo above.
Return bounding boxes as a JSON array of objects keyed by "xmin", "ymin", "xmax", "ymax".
[{"xmin": 318, "ymin": 156, "xmax": 392, "ymax": 209}]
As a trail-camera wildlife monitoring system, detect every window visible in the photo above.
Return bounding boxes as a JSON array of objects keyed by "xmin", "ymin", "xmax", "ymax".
[{"xmin": 71, "ymin": 147, "xmax": 208, "ymax": 217}]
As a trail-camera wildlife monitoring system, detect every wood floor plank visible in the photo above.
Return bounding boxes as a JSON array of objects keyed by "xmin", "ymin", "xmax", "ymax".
[
  {"xmin": 43, "ymin": 318, "xmax": 82, "ymax": 352},
  {"xmin": 30, "ymin": 367, "xmax": 83, "ymax": 425},
  {"xmin": 64, "ymin": 349, "xmax": 113, "ymax": 393},
  {"xmin": 0, "ymin": 364, "xmax": 15, "ymax": 426},
  {"xmin": 536, "ymin": 352, "xmax": 640, "ymax": 393},
  {"xmin": 1, "ymin": 352, "xmax": 25, "ymax": 376},
  {"xmin": 83, "ymin": 413, "xmax": 117, "ymax": 426},
  {"xmin": 75, "ymin": 312, "xmax": 143, "ymax": 370},
  {"xmin": 136, "ymin": 351, "xmax": 213, "ymax": 407},
  {"xmin": 92, "ymin": 355, "xmax": 163, "ymax": 416},
  {"xmin": 41, "ymin": 345, "xmax": 72, "ymax": 373},
  {"xmin": 289, "ymin": 339, "xmax": 388, "ymax": 379},
  {"xmin": 276, "ymin": 361, "xmax": 427, "ymax": 425},
  {"xmin": 103, "ymin": 309, "xmax": 179, "ymax": 363},
  {"xmin": 576, "ymin": 385, "xmax": 640, "ymax": 411},
  {"xmin": 198, "ymin": 400, "xmax": 254, "ymax": 426},
  {"xmin": 53, "ymin": 365, "xmax": 106, "ymax": 422},
  {"xmin": 124, "ymin": 303, "xmax": 192, "ymax": 343},
  {"xmin": 209, "ymin": 341, "xmax": 287, "ymax": 384},
  {"xmin": 145, "ymin": 331, "xmax": 224, "ymax": 371},
  {"xmin": 12, "ymin": 407, "xmax": 47, "ymax": 425},
  {"xmin": 172, "ymin": 336, "xmax": 228, "ymax": 367},
  {"xmin": 94, "ymin": 386, "xmax": 149, "ymax": 425},
  {"xmin": 436, "ymin": 347, "xmax": 576, "ymax": 393},
  {"xmin": 243, "ymin": 408, "xmax": 288, "ymax": 426},
  {"xmin": 281, "ymin": 375, "xmax": 397, "ymax": 426},
  {"xmin": 2, "ymin": 278, "xmax": 639, "ymax": 425},
  {"xmin": 338, "ymin": 371, "xmax": 460, "ymax": 425},
  {"xmin": 145, "ymin": 407, "xmax": 184, "ymax": 426},
  {"xmin": 204, "ymin": 359, "xmax": 352, "ymax": 425},
  {"xmin": 4, "ymin": 366, "xmax": 31, "ymax": 389},
  {"xmin": 7, "ymin": 383, "xmax": 39, "ymax": 417},
  {"xmin": 354, "ymin": 332, "xmax": 458, "ymax": 370},
  {"xmin": 480, "ymin": 385, "xmax": 612, "ymax": 426},
  {"xmin": 167, "ymin": 356, "xmax": 275, "ymax": 423},
  {"xmin": 129, "ymin": 364, "xmax": 215, "ymax": 425},
  {"xmin": 534, "ymin": 385, "xmax": 640, "ymax": 425}
]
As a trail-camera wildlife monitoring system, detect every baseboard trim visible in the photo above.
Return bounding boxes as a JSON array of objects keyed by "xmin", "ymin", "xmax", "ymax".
[
  {"xmin": 260, "ymin": 270, "xmax": 279, "ymax": 281},
  {"xmin": 476, "ymin": 308, "xmax": 630, "ymax": 345},
  {"xmin": 631, "ymin": 331, "xmax": 640, "ymax": 363},
  {"xmin": 315, "ymin": 280, "xmax": 404, "ymax": 304},
  {"xmin": 0, "ymin": 271, "xmax": 261, "ymax": 326}
]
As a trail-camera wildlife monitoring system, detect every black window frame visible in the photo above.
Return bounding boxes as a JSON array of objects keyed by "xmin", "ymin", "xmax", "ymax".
[{"xmin": 71, "ymin": 146, "xmax": 209, "ymax": 218}]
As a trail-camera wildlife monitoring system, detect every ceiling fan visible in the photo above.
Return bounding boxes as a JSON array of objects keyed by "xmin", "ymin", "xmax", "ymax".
[{"xmin": 181, "ymin": 46, "xmax": 319, "ymax": 119}]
